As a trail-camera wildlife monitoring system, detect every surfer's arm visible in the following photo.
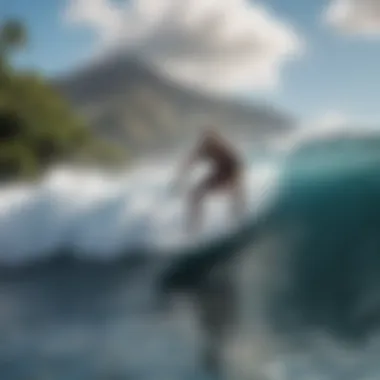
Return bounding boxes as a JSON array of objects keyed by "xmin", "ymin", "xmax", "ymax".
[
  {"xmin": 178, "ymin": 148, "xmax": 199, "ymax": 177},
  {"xmin": 181, "ymin": 136, "xmax": 207, "ymax": 172},
  {"xmin": 216, "ymin": 135, "xmax": 239, "ymax": 160}
]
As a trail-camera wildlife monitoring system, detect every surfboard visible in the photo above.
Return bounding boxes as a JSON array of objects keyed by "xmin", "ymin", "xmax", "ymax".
[{"xmin": 159, "ymin": 216, "xmax": 259, "ymax": 294}]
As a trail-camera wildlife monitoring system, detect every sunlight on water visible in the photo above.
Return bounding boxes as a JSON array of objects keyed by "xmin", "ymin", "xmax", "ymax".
[{"xmin": 2, "ymin": 130, "xmax": 380, "ymax": 380}]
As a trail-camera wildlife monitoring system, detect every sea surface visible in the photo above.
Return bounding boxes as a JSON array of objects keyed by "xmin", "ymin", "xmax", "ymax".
[{"xmin": 1, "ymin": 129, "xmax": 380, "ymax": 380}]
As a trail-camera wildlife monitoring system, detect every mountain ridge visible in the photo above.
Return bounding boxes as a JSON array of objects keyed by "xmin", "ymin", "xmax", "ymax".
[{"xmin": 53, "ymin": 54, "xmax": 294, "ymax": 158}]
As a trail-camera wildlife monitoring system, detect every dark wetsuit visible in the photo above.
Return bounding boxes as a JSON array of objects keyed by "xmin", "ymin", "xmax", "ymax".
[
  {"xmin": 197, "ymin": 137, "xmax": 242, "ymax": 191},
  {"xmin": 186, "ymin": 132, "xmax": 245, "ymax": 235},
  {"xmin": 184, "ymin": 132, "xmax": 245, "ymax": 374}
]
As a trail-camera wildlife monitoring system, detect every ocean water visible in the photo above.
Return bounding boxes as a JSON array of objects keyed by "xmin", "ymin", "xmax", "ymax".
[{"xmin": 1, "ymin": 130, "xmax": 380, "ymax": 379}]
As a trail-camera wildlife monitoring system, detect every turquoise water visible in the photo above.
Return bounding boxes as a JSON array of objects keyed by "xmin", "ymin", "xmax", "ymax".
[
  {"xmin": 163, "ymin": 137, "xmax": 380, "ymax": 378},
  {"xmin": 266, "ymin": 145, "xmax": 380, "ymax": 344},
  {"xmin": 2, "ymin": 134, "xmax": 380, "ymax": 379}
]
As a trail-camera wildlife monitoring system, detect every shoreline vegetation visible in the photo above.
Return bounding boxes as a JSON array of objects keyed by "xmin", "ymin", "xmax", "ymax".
[{"xmin": 0, "ymin": 19, "xmax": 126, "ymax": 183}]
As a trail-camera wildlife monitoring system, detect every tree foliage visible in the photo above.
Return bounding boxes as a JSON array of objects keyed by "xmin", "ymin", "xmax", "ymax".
[
  {"xmin": 0, "ymin": 20, "xmax": 124, "ymax": 182},
  {"xmin": 0, "ymin": 19, "xmax": 26, "ymax": 53}
]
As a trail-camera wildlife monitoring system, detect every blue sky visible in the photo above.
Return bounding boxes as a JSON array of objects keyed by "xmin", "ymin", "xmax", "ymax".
[
  {"xmin": 265, "ymin": 0, "xmax": 380, "ymax": 123},
  {"xmin": 1, "ymin": 0, "xmax": 96, "ymax": 74},
  {"xmin": 2, "ymin": 0, "xmax": 380, "ymax": 124}
]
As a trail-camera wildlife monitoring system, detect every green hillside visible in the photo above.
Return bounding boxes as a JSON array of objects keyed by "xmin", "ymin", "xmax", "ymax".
[{"xmin": 0, "ymin": 19, "xmax": 124, "ymax": 182}]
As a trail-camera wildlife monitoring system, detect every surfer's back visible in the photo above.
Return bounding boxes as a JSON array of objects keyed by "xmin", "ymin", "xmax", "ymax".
[{"xmin": 198, "ymin": 130, "xmax": 242, "ymax": 173}]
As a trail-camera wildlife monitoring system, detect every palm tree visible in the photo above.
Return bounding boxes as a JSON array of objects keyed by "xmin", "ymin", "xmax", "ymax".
[
  {"xmin": 0, "ymin": 19, "xmax": 27, "ymax": 78},
  {"xmin": 0, "ymin": 19, "xmax": 27, "ymax": 59}
]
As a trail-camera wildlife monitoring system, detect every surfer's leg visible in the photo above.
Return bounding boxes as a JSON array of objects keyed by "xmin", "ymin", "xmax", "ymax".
[
  {"xmin": 230, "ymin": 175, "xmax": 246, "ymax": 224},
  {"xmin": 198, "ymin": 285, "xmax": 223, "ymax": 376},
  {"xmin": 187, "ymin": 169, "xmax": 226, "ymax": 234},
  {"xmin": 187, "ymin": 170, "xmax": 233, "ymax": 234},
  {"xmin": 187, "ymin": 180, "xmax": 210, "ymax": 234},
  {"xmin": 197, "ymin": 266, "xmax": 235, "ymax": 377}
]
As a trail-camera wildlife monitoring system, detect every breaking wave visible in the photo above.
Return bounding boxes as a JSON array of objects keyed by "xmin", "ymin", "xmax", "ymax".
[{"xmin": 0, "ymin": 156, "xmax": 278, "ymax": 265}]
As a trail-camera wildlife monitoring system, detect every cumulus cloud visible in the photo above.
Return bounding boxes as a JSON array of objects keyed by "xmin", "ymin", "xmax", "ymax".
[
  {"xmin": 310, "ymin": 110, "xmax": 348, "ymax": 130},
  {"xmin": 275, "ymin": 110, "xmax": 380, "ymax": 154},
  {"xmin": 325, "ymin": 0, "xmax": 380, "ymax": 36},
  {"xmin": 273, "ymin": 110, "xmax": 351, "ymax": 152},
  {"xmin": 63, "ymin": 0, "xmax": 303, "ymax": 94}
]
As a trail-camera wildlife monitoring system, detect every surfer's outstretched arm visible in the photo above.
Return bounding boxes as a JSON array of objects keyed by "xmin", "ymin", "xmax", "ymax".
[
  {"xmin": 176, "ymin": 142, "xmax": 203, "ymax": 183},
  {"xmin": 180, "ymin": 150, "xmax": 197, "ymax": 174},
  {"xmin": 172, "ymin": 151, "xmax": 197, "ymax": 195}
]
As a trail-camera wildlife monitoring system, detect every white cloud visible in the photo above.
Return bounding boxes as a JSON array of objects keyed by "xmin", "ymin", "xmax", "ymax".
[
  {"xmin": 63, "ymin": 0, "xmax": 303, "ymax": 94},
  {"xmin": 275, "ymin": 110, "xmax": 380, "ymax": 154},
  {"xmin": 325, "ymin": 0, "xmax": 380, "ymax": 36},
  {"xmin": 273, "ymin": 110, "xmax": 350, "ymax": 152},
  {"xmin": 310, "ymin": 110, "xmax": 348, "ymax": 130},
  {"xmin": 64, "ymin": 0, "xmax": 116, "ymax": 41}
]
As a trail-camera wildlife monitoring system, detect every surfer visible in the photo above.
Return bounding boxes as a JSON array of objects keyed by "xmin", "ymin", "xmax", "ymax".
[{"xmin": 179, "ymin": 127, "xmax": 246, "ymax": 234}]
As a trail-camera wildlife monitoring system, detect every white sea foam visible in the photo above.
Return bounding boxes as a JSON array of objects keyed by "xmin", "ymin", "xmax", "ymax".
[{"xmin": 0, "ymin": 157, "xmax": 279, "ymax": 265}]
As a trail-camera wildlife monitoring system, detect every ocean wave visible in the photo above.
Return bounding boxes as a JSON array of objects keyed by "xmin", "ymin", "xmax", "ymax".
[
  {"xmin": 3, "ymin": 133, "xmax": 380, "ymax": 379},
  {"xmin": 0, "ymin": 159, "xmax": 278, "ymax": 266}
]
